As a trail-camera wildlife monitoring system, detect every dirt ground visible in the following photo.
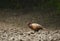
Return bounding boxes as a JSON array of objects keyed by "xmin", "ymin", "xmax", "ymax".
[{"xmin": 0, "ymin": 9, "xmax": 60, "ymax": 31}]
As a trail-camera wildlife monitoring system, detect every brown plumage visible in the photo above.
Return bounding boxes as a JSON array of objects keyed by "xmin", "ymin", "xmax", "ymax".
[{"xmin": 27, "ymin": 22, "xmax": 47, "ymax": 32}]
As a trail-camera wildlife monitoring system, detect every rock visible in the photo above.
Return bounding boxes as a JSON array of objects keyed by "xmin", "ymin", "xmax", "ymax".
[{"xmin": 20, "ymin": 39, "xmax": 24, "ymax": 41}]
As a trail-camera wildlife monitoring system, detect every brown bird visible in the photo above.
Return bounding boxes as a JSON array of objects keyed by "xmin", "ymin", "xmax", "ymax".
[{"xmin": 27, "ymin": 22, "xmax": 47, "ymax": 32}]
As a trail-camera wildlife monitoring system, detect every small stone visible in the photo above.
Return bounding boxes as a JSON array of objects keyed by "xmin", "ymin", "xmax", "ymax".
[
  {"xmin": 26, "ymin": 39, "xmax": 31, "ymax": 41},
  {"xmin": 12, "ymin": 38, "xmax": 15, "ymax": 40},
  {"xmin": 30, "ymin": 32, "xmax": 34, "ymax": 34},
  {"xmin": 20, "ymin": 39, "xmax": 23, "ymax": 41},
  {"xmin": 28, "ymin": 33, "xmax": 30, "ymax": 36},
  {"xmin": 20, "ymin": 33, "xmax": 23, "ymax": 35},
  {"xmin": 39, "ymin": 40, "xmax": 41, "ymax": 41}
]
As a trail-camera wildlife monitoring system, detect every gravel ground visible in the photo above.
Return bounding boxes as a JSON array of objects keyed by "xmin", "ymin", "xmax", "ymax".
[{"xmin": 0, "ymin": 27, "xmax": 60, "ymax": 41}]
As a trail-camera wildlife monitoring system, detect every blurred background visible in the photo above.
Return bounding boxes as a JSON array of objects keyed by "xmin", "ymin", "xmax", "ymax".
[{"xmin": 0, "ymin": 0, "xmax": 60, "ymax": 31}]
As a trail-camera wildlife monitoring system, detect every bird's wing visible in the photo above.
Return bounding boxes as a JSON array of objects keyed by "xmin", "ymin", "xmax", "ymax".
[{"xmin": 31, "ymin": 23, "xmax": 41, "ymax": 26}]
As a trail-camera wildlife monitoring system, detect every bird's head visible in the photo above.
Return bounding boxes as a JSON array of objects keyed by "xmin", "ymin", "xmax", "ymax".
[{"xmin": 27, "ymin": 22, "xmax": 32, "ymax": 26}]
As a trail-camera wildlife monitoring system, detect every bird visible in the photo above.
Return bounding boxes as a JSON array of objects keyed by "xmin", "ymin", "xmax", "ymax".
[{"xmin": 27, "ymin": 22, "xmax": 47, "ymax": 32}]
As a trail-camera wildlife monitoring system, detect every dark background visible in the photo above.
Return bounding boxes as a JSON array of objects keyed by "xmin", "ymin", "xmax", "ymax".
[
  {"xmin": 0, "ymin": 0, "xmax": 59, "ymax": 9},
  {"xmin": 0, "ymin": 0, "xmax": 60, "ymax": 31}
]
